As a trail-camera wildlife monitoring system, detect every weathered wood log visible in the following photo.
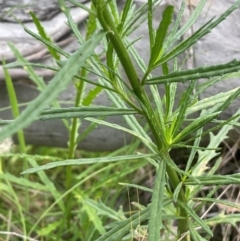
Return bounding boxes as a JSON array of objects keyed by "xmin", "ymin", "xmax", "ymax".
[{"xmin": 0, "ymin": 0, "xmax": 239, "ymax": 150}]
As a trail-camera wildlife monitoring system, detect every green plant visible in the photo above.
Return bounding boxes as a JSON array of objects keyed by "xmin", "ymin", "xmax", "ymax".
[{"xmin": 1, "ymin": 0, "xmax": 240, "ymax": 240}]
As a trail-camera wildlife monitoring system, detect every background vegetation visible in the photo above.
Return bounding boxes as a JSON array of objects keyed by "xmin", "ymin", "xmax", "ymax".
[{"xmin": 1, "ymin": 0, "xmax": 240, "ymax": 240}]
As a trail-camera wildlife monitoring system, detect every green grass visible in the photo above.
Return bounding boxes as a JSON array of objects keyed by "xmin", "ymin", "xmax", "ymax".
[{"xmin": 0, "ymin": 142, "xmax": 149, "ymax": 241}]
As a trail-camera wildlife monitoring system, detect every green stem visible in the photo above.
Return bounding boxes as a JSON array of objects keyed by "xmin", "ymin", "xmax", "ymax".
[
  {"xmin": 94, "ymin": 0, "xmax": 164, "ymax": 148},
  {"xmin": 164, "ymin": 154, "xmax": 189, "ymax": 238},
  {"xmin": 94, "ymin": 1, "xmax": 189, "ymax": 238},
  {"xmin": 65, "ymin": 72, "xmax": 86, "ymax": 226},
  {"xmin": 67, "ymin": 78, "xmax": 85, "ymax": 174},
  {"xmin": 64, "ymin": 2, "xmax": 96, "ymax": 234},
  {"xmin": 93, "ymin": 0, "xmax": 142, "ymax": 99}
]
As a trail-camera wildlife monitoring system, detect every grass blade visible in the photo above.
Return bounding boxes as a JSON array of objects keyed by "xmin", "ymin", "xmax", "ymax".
[
  {"xmin": 2, "ymin": 58, "xmax": 26, "ymax": 152},
  {"xmin": 0, "ymin": 173, "xmax": 58, "ymax": 193}
]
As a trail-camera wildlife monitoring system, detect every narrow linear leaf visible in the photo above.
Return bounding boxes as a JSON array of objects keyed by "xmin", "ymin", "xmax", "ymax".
[
  {"xmin": 4, "ymin": 61, "xmax": 57, "ymax": 72},
  {"xmin": 174, "ymin": 0, "xmax": 207, "ymax": 41},
  {"xmin": 194, "ymin": 74, "xmax": 229, "ymax": 97},
  {"xmin": 24, "ymin": 26, "xmax": 69, "ymax": 58},
  {"xmin": 82, "ymin": 86, "xmax": 103, "ymax": 106},
  {"xmin": 121, "ymin": 0, "xmax": 133, "ymax": 30},
  {"xmin": 66, "ymin": 8, "xmax": 84, "ymax": 42},
  {"xmin": 148, "ymin": 0, "xmax": 154, "ymax": 51},
  {"xmin": 85, "ymin": 199, "xmax": 125, "ymax": 221},
  {"xmin": 164, "ymin": 0, "xmax": 186, "ymax": 49},
  {"xmin": 0, "ymin": 32, "xmax": 105, "ymax": 142},
  {"xmin": 2, "ymin": 57, "xmax": 26, "ymax": 151},
  {"xmin": 67, "ymin": 0, "xmax": 93, "ymax": 14},
  {"xmin": 146, "ymin": 59, "xmax": 240, "ymax": 84},
  {"xmin": 76, "ymin": 120, "xmax": 99, "ymax": 143},
  {"xmin": 214, "ymin": 87, "xmax": 240, "ymax": 113},
  {"xmin": 148, "ymin": 161, "xmax": 166, "ymax": 241},
  {"xmin": 195, "ymin": 197, "xmax": 240, "ymax": 211},
  {"xmin": 119, "ymin": 183, "xmax": 153, "ymax": 193},
  {"xmin": 124, "ymin": 0, "xmax": 156, "ymax": 36},
  {"xmin": 3, "ymin": 59, "xmax": 122, "ymax": 93},
  {"xmin": 96, "ymin": 206, "xmax": 150, "ymax": 241},
  {"xmin": 109, "ymin": 0, "xmax": 120, "ymax": 26},
  {"xmin": 38, "ymin": 220, "xmax": 62, "ymax": 237},
  {"xmin": 171, "ymin": 80, "xmax": 196, "ymax": 137},
  {"xmin": 185, "ymin": 126, "xmax": 203, "ymax": 173},
  {"xmin": 163, "ymin": 154, "xmax": 199, "ymax": 182},
  {"xmin": 7, "ymin": 43, "xmax": 46, "ymax": 91},
  {"xmin": 185, "ymin": 174, "xmax": 240, "ymax": 185},
  {"xmin": 28, "ymin": 158, "xmax": 64, "ymax": 210},
  {"xmin": 172, "ymin": 112, "xmax": 220, "ymax": 144},
  {"xmin": 0, "ymin": 120, "xmax": 12, "ymax": 125},
  {"xmin": 173, "ymin": 182, "xmax": 183, "ymax": 202},
  {"xmin": 0, "ymin": 153, "xmax": 62, "ymax": 161},
  {"xmin": 188, "ymin": 219, "xmax": 207, "ymax": 241},
  {"xmin": 150, "ymin": 85, "xmax": 165, "ymax": 134},
  {"xmin": 7, "ymin": 43, "xmax": 70, "ymax": 129},
  {"xmin": 153, "ymin": 17, "xmax": 215, "ymax": 67},
  {"xmin": 186, "ymin": 88, "xmax": 239, "ymax": 116},
  {"xmin": 21, "ymin": 154, "xmax": 156, "ymax": 174},
  {"xmin": 205, "ymin": 213, "xmax": 240, "ymax": 227},
  {"xmin": 174, "ymin": 144, "xmax": 219, "ymax": 151},
  {"xmin": 76, "ymin": 193, "xmax": 105, "ymax": 235},
  {"xmin": 0, "ymin": 173, "xmax": 57, "ymax": 193},
  {"xmin": 85, "ymin": 117, "xmax": 157, "ymax": 150},
  {"xmin": 154, "ymin": 0, "xmax": 240, "ymax": 67},
  {"xmin": 30, "ymin": 11, "xmax": 60, "ymax": 60},
  {"xmin": 39, "ymin": 107, "xmax": 138, "ymax": 120},
  {"xmin": 2, "ymin": 58, "xmax": 20, "ymax": 119},
  {"xmin": 178, "ymin": 200, "xmax": 212, "ymax": 236},
  {"xmin": 148, "ymin": 5, "xmax": 174, "ymax": 67}
]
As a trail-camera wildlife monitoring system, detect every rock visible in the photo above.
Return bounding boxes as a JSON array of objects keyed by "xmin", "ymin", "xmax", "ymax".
[
  {"xmin": 0, "ymin": 0, "xmax": 239, "ymax": 150},
  {"xmin": 0, "ymin": 0, "xmax": 60, "ymax": 22},
  {"xmin": 0, "ymin": 4, "xmax": 89, "ymax": 64},
  {"xmin": 193, "ymin": 0, "xmax": 240, "ymax": 118}
]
